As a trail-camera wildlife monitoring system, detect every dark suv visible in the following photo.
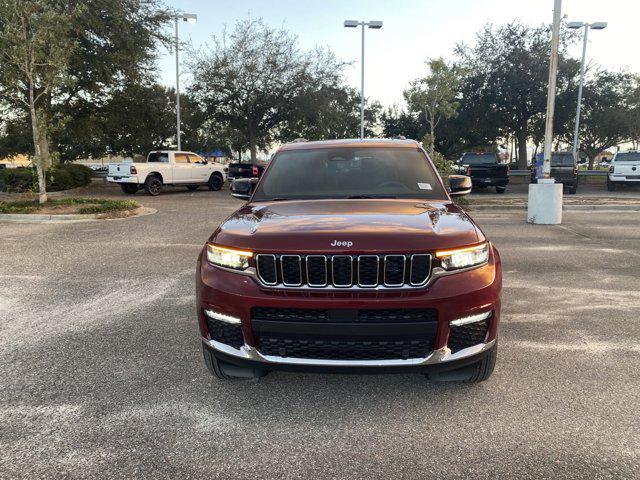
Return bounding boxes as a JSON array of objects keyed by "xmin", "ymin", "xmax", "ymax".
[
  {"xmin": 196, "ymin": 139, "xmax": 502, "ymax": 382},
  {"xmin": 531, "ymin": 152, "xmax": 578, "ymax": 194}
]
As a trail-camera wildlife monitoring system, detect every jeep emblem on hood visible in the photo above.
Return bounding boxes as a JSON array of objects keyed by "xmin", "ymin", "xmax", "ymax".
[{"xmin": 331, "ymin": 240, "xmax": 353, "ymax": 247}]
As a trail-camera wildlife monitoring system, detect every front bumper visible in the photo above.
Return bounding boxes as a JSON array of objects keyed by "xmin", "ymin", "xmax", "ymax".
[{"xmin": 196, "ymin": 247, "xmax": 502, "ymax": 372}]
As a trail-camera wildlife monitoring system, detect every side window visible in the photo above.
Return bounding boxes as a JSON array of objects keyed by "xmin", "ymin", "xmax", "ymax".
[
  {"xmin": 188, "ymin": 154, "xmax": 205, "ymax": 164},
  {"xmin": 174, "ymin": 154, "xmax": 190, "ymax": 164}
]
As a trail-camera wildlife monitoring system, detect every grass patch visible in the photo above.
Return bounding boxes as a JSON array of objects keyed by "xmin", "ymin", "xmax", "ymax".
[{"xmin": 0, "ymin": 197, "xmax": 139, "ymax": 215}]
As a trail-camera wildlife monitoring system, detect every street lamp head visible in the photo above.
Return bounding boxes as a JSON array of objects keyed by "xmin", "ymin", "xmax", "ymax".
[
  {"xmin": 344, "ymin": 20, "xmax": 359, "ymax": 28},
  {"xmin": 590, "ymin": 21, "xmax": 607, "ymax": 30},
  {"xmin": 567, "ymin": 21, "xmax": 586, "ymax": 29},
  {"xmin": 182, "ymin": 13, "xmax": 197, "ymax": 24},
  {"xmin": 367, "ymin": 21, "xmax": 383, "ymax": 29}
]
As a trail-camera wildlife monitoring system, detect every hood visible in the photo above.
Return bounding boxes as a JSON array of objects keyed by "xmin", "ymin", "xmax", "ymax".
[{"xmin": 211, "ymin": 199, "xmax": 482, "ymax": 253}]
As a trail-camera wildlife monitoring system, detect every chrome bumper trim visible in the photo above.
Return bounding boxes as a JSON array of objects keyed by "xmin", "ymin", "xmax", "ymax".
[{"xmin": 204, "ymin": 338, "xmax": 496, "ymax": 367}]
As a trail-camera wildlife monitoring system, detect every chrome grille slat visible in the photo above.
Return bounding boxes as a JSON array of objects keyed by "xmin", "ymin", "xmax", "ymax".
[
  {"xmin": 357, "ymin": 255, "xmax": 379, "ymax": 287},
  {"xmin": 331, "ymin": 255, "xmax": 353, "ymax": 287},
  {"xmin": 256, "ymin": 254, "xmax": 277, "ymax": 286},
  {"xmin": 383, "ymin": 255, "xmax": 406, "ymax": 287},
  {"xmin": 255, "ymin": 254, "xmax": 432, "ymax": 289},
  {"xmin": 280, "ymin": 255, "xmax": 302, "ymax": 286}
]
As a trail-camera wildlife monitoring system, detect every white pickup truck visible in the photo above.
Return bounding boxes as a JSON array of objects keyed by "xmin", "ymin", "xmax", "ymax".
[
  {"xmin": 107, "ymin": 150, "xmax": 226, "ymax": 196},
  {"xmin": 607, "ymin": 151, "xmax": 640, "ymax": 191}
]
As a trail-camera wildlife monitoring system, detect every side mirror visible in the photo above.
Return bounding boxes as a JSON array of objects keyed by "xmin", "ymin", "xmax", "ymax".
[
  {"xmin": 448, "ymin": 175, "xmax": 472, "ymax": 197},
  {"xmin": 231, "ymin": 177, "xmax": 258, "ymax": 200}
]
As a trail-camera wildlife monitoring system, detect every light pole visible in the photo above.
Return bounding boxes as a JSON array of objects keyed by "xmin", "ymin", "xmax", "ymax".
[
  {"xmin": 567, "ymin": 21, "xmax": 607, "ymax": 163},
  {"xmin": 344, "ymin": 19, "xmax": 383, "ymax": 140},
  {"xmin": 527, "ymin": 0, "xmax": 563, "ymax": 225},
  {"xmin": 174, "ymin": 13, "xmax": 197, "ymax": 151}
]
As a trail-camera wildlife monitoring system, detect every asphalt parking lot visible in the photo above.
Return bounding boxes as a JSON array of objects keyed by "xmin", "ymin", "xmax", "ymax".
[{"xmin": 1, "ymin": 185, "xmax": 639, "ymax": 479}]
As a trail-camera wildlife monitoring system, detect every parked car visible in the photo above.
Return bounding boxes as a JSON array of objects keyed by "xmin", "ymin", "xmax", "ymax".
[
  {"xmin": 196, "ymin": 139, "xmax": 501, "ymax": 383},
  {"xmin": 227, "ymin": 162, "xmax": 266, "ymax": 183},
  {"xmin": 458, "ymin": 152, "xmax": 509, "ymax": 193},
  {"xmin": 107, "ymin": 150, "xmax": 226, "ymax": 196},
  {"xmin": 607, "ymin": 151, "xmax": 640, "ymax": 191},
  {"xmin": 530, "ymin": 152, "xmax": 578, "ymax": 194}
]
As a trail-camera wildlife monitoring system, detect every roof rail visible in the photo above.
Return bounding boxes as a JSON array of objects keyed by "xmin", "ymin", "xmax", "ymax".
[
  {"xmin": 391, "ymin": 135, "xmax": 406, "ymax": 140},
  {"xmin": 290, "ymin": 138, "xmax": 308, "ymax": 143}
]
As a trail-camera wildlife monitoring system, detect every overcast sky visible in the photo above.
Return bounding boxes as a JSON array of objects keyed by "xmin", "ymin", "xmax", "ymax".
[{"xmin": 159, "ymin": 0, "xmax": 639, "ymax": 107}]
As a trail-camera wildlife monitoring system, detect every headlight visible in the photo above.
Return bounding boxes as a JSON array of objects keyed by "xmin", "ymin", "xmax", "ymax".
[
  {"xmin": 206, "ymin": 244, "xmax": 253, "ymax": 270},
  {"xmin": 436, "ymin": 242, "xmax": 489, "ymax": 270}
]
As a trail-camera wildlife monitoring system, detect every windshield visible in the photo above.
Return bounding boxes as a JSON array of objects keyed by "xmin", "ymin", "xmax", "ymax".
[
  {"xmin": 614, "ymin": 152, "xmax": 640, "ymax": 162},
  {"xmin": 461, "ymin": 153, "xmax": 498, "ymax": 165},
  {"xmin": 252, "ymin": 147, "xmax": 447, "ymax": 201}
]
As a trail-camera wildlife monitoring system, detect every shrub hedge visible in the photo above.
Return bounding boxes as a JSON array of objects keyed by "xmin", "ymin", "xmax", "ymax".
[{"xmin": 0, "ymin": 163, "xmax": 94, "ymax": 192}]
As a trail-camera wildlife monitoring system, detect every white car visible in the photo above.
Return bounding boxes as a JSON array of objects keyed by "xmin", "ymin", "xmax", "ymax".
[
  {"xmin": 607, "ymin": 151, "xmax": 640, "ymax": 191},
  {"xmin": 107, "ymin": 151, "xmax": 226, "ymax": 196}
]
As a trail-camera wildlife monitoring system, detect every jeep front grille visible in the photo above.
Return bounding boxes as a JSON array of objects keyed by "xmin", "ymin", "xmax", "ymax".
[{"xmin": 255, "ymin": 253, "xmax": 432, "ymax": 289}]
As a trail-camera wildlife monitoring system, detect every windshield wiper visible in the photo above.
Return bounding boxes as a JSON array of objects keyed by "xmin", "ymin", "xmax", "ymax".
[{"xmin": 346, "ymin": 194, "xmax": 397, "ymax": 199}]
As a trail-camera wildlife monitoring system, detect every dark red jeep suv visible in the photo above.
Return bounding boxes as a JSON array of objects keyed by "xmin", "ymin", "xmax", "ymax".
[{"xmin": 196, "ymin": 139, "xmax": 502, "ymax": 382}]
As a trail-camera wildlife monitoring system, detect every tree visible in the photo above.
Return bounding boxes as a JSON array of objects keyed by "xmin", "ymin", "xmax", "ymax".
[
  {"xmin": 280, "ymin": 85, "xmax": 381, "ymax": 141},
  {"xmin": 627, "ymin": 76, "xmax": 640, "ymax": 150},
  {"xmin": 0, "ymin": 0, "xmax": 82, "ymax": 202},
  {"xmin": 456, "ymin": 22, "xmax": 579, "ymax": 168},
  {"xmin": 0, "ymin": 0, "xmax": 170, "ymax": 201},
  {"xmin": 189, "ymin": 18, "xmax": 347, "ymax": 161},
  {"xmin": 404, "ymin": 58, "xmax": 461, "ymax": 155},
  {"xmin": 562, "ymin": 70, "xmax": 633, "ymax": 168},
  {"xmin": 381, "ymin": 106, "xmax": 424, "ymax": 141}
]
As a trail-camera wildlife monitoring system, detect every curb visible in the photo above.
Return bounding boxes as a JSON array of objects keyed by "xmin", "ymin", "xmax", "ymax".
[
  {"xmin": 468, "ymin": 204, "xmax": 640, "ymax": 212},
  {"xmin": 0, "ymin": 207, "xmax": 156, "ymax": 222}
]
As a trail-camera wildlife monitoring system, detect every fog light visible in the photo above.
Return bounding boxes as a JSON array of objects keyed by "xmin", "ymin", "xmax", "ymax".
[
  {"xmin": 450, "ymin": 311, "xmax": 491, "ymax": 327},
  {"xmin": 204, "ymin": 309, "xmax": 241, "ymax": 325}
]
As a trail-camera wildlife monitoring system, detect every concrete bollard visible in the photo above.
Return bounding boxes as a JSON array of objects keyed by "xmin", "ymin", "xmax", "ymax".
[{"xmin": 527, "ymin": 178, "xmax": 563, "ymax": 224}]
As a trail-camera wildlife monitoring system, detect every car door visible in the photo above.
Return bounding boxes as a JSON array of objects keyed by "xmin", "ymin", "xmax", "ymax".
[
  {"xmin": 186, "ymin": 154, "xmax": 212, "ymax": 183},
  {"xmin": 172, "ymin": 153, "xmax": 193, "ymax": 183}
]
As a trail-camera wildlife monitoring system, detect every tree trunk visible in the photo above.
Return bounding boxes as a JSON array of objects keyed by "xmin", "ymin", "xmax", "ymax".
[
  {"xmin": 588, "ymin": 156, "xmax": 595, "ymax": 170},
  {"xmin": 28, "ymin": 85, "xmax": 48, "ymax": 204},
  {"xmin": 516, "ymin": 129, "xmax": 528, "ymax": 169},
  {"xmin": 248, "ymin": 123, "xmax": 257, "ymax": 162}
]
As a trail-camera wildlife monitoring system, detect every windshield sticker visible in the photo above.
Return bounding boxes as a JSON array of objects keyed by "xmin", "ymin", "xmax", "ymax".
[{"xmin": 418, "ymin": 183, "xmax": 432, "ymax": 190}]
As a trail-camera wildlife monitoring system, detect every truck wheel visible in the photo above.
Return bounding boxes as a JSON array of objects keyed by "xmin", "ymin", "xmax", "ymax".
[
  {"xmin": 120, "ymin": 184, "xmax": 138, "ymax": 195},
  {"xmin": 144, "ymin": 176, "xmax": 163, "ymax": 196},
  {"xmin": 187, "ymin": 185, "xmax": 199, "ymax": 191},
  {"xmin": 569, "ymin": 185, "xmax": 577, "ymax": 195},
  {"xmin": 495, "ymin": 186, "xmax": 506, "ymax": 194},
  {"xmin": 208, "ymin": 173, "xmax": 223, "ymax": 191},
  {"xmin": 607, "ymin": 179, "xmax": 615, "ymax": 191},
  {"xmin": 426, "ymin": 344, "xmax": 497, "ymax": 383},
  {"xmin": 202, "ymin": 346, "xmax": 268, "ymax": 381}
]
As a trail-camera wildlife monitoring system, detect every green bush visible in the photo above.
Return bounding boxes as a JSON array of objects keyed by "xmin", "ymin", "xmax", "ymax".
[
  {"xmin": 0, "ymin": 168, "xmax": 35, "ymax": 192},
  {"xmin": 0, "ymin": 163, "xmax": 93, "ymax": 193},
  {"xmin": 429, "ymin": 151, "xmax": 455, "ymax": 177},
  {"xmin": 62, "ymin": 163, "xmax": 94, "ymax": 185},
  {"xmin": 47, "ymin": 168, "xmax": 75, "ymax": 191}
]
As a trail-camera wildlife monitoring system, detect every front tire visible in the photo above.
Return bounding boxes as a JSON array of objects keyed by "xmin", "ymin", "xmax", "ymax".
[
  {"xmin": 144, "ymin": 176, "xmax": 163, "ymax": 196},
  {"xmin": 120, "ymin": 183, "xmax": 138, "ymax": 195},
  {"xmin": 495, "ymin": 186, "xmax": 506, "ymax": 194},
  {"xmin": 208, "ymin": 173, "xmax": 224, "ymax": 191},
  {"xmin": 426, "ymin": 344, "xmax": 497, "ymax": 383},
  {"xmin": 202, "ymin": 346, "xmax": 268, "ymax": 381}
]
